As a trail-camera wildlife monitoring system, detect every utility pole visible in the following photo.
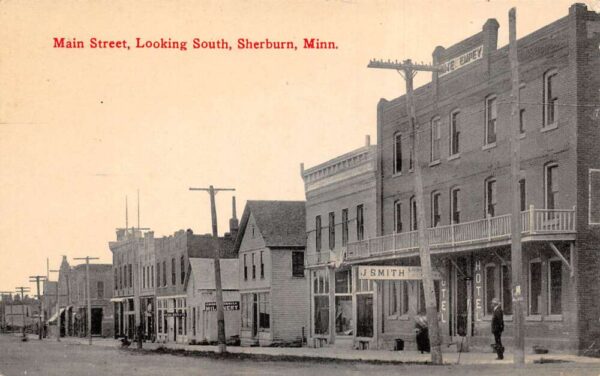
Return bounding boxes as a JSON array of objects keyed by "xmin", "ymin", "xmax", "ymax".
[
  {"xmin": 509, "ymin": 7, "xmax": 525, "ymax": 365},
  {"xmin": 49, "ymin": 269, "xmax": 61, "ymax": 342},
  {"xmin": 0, "ymin": 292, "xmax": 13, "ymax": 333},
  {"xmin": 15, "ymin": 286, "xmax": 30, "ymax": 338},
  {"xmin": 29, "ymin": 275, "xmax": 47, "ymax": 340},
  {"xmin": 368, "ymin": 58, "xmax": 444, "ymax": 364},
  {"xmin": 189, "ymin": 185, "xmax": 235, "ymax": 354},
  {"xmin": 74, "ymin": 256, "xmax": 99, "ymax": 345}
]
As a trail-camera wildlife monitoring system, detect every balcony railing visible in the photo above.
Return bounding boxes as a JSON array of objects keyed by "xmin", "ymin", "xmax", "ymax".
[
  {"xmin": 305, "ymin": 250, "xmax": 332, "ymax": 267},
  {"xmin": 345, "ymin": 206, "xmax": 576, "ymax": 261}
]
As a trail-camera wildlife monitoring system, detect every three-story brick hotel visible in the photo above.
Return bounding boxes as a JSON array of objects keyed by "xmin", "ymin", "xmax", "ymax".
[{"xmin": 304, "ymin": 3, "xmax": 600, "ymax": 353}]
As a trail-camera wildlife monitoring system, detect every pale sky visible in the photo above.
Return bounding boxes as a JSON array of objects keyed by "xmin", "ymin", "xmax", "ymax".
[{"xmin": 0, "ymin": 0, "xmax": 592, "ymax": 295}]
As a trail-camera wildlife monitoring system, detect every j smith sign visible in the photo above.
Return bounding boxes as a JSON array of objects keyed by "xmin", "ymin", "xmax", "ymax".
[
  {"xmin": 359, "ymin": 266, "xmax": 442, "ymax": 280},
  {"xmin": 439, "ymin": 45, "xmax": 484, "ymax": 77}
]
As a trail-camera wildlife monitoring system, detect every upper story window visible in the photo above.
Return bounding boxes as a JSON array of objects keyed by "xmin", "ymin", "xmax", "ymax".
[
  {"xmin": 451, "ymin": 187, "xmax": 461, "ymax": 224},
  {"xmin": 409, "ymin": 196, "xmax": 417, "ymax": 231},
  {"xmin": 162, "ymin": 260, "xmax": 167, "ymax": 287},
  {"xmin": 519, "ymin": 84, "xmax": 526, "ymax": 135},
  {"xmin": 393, "ymin": 132, "xmax": 402, "ymax": 174},
  {"xmin": 543, "ymin": 70, "xmax": 558, "ymax": 127},
  {"xmin": 393, "ymin": 200, "xmax": 402, "ymax": 233},
  {"xmin": 252, "ymin": 253, "xmax": 256, "ymax": 279},
  {"xmin": 485, "ymin": 95, "xmax": 497, "ymax": 145},
  {"xmin": 328, "ymin": 212, "xmax": 335, "ymax": 250},
  {"xmin": 292, "ymin": 252, "xmax": 304, "ymax": 277},
  {"xmin": 260, "ymin": 251, "xmax": 265, "ymax": 279},
  {"xmin": 97, "ymin": 281, "xmax": 104, "ymax": 299},
  {"xmin": 485, "ymin": 178, "xmax": 497, "ymax": 218},
  {"xmin": 315, "ymin": 215, "xmax": 322, "ymax": 252},
  {"xmin": 243, "ymin": 254, "xmax": 248, "ymax": 281},
  {"xmin": 341, "ymin": 209, "xmax": 349, "ymax": 246},
  {"xmin": 114, "ymin": 268, "xmax": 118, "ymax": 291},
  {"xmin": 545, "ymin": 163, "xmax": 559, "ymax": 210},
  {"xmin": 180, "ymin": 256, "xmax": 185, "ymax": 285},
  {"xmin": 171, "ymin": 258, "xmax": 176, "ymax": 285},
  {"xmin": 431, "ymin": 191, "xmax": 441, "ymax": 227},
  {"xmin": 450, "ymin": 110, "xmax": 460, "ymax": 156},
  {"xmin": 520, "ymin": 179, "xmax": 527, "ymax": 212},
  {"xmin": 356, "ymin": 204, "xmax": 365, "ymax": 241},
  {"xmin": 156, "ymin": 262, "xmax": 161, "ymax": 288},
  {"xmin": 430, "ymin": 117, "xmax": 441, "ymax": 162}
]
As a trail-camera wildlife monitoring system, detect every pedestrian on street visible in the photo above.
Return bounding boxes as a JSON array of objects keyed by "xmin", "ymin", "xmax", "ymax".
[
  {"xmin": 491, "ymin": 297, "xmax": 504, "ymax": 360},
  {"xmin": 414, "ymin": 312, "xmax": 430, "ymax": 354}
]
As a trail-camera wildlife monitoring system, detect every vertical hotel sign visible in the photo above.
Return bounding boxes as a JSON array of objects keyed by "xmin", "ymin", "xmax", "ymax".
[{"xmin": 439, "ymin": 45, "xmax": 484, "ymax": 77}]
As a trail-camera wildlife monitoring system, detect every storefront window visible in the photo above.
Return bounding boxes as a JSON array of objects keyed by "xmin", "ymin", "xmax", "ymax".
[
  {"xmin": 548, "ymin": 259, "xmax": 562, "ymax": 315},
  {"xmin": 313, "ymin": 269, "xmax": 330, "ymax": 335},
  {"xmin": 335, "ymin": 270, "xmax": 351, "ymax": 294},
  {"xmin": 502, "ymin": 265, "xmax": 512, "ymax": 315},
  {"xmin": 335, "ymin": 296, "xmax": 352, "ymax": 335},
  {"xmin": 259, "ymin": 293, "xmax": 270, "ymax": 330},
  {"xmin": 529, "ymin": 259, "xmax": 542, "ymax": 315}
]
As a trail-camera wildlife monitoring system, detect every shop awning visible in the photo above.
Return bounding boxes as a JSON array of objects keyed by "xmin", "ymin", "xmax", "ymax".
[{"xmin": 46, "ymin": 308, "xmax": 65, "ymax": 323}]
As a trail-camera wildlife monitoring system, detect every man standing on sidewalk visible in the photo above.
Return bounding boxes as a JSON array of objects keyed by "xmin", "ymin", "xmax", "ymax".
[{"xmin": 491, "ymin": 298, "xmax": 504, "ymax": 360}]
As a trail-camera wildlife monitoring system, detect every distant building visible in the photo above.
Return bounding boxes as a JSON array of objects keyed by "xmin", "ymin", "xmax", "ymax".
[
  {"xmin": 70, "ymin": 263, "xmax": 114, "ymax": 338},
  {"xmin": 302, "ymin": 137, "xmax": 378, "ymax": 349},
  {"xmin": 185, "ymin": 257, "xmax": 240, "ymax": 343},
  {"xmin": 109, "ymin": 228, "xmax": 154, "ymax": 340},
  {"xmin": 235, "ymin": 200, "xmax": 307, "ymax": 346}
]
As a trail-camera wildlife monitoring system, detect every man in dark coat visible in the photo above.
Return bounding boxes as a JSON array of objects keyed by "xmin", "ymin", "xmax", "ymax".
[{"xmin": 491, "ymin": 298, "xmax": 504, "ymax": 360}]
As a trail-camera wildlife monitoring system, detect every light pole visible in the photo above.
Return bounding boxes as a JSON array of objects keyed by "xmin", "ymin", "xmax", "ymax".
[{"xmin": 49, "ymin": 269, "xmax": 61, "ymax": 341}]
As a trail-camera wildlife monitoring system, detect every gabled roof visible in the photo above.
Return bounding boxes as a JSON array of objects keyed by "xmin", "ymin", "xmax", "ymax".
[
  {"xmin": 184, "ymin": 257, "xmax": 239, "ymax": 291},
  {"xmin": 234, "ymin": 200, "xmax": 306, "ymax": 251}
]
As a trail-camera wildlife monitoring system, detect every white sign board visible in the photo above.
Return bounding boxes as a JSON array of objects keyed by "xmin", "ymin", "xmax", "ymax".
[
  {"xmin": 439, "ymin": 45, "xmax": 484, "ymax": 77},
  {"xmin": 358, "ymin": 266, "xmax": 442, "ymax": 280}
]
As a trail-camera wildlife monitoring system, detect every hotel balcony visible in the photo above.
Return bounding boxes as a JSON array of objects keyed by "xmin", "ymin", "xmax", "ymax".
[{"xmin": 343, "ymin": 206, "xmax": 576, "ymax": 264}]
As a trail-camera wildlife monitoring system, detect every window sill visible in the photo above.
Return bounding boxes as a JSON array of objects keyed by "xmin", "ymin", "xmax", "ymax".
[
  {"xmin": 429, "ymin": 160, "xmax": 441, "ymax": 167},
  {"xmin": 447, "ymin": 153, "xmax": 460, "ymax": 161},
  {"xmin": 482, "ymin": 142, "xmax": 497, "ymax": 151},
  {"xmin": 519, "ymin": 133, "xmax": 526, "ymax": 139},
  {"xmin": 545, "ymin": 314, "xmax": 563, "ymax": 322},
  {"xmin": 392, "ymin": 172, "xmax": 403, "ymax": 178},
  {"xmin": 526, "ymin": 315, "xmax": 542, "ymax": 322},
  {"xmin": 541, "ymin": 123, "xmax": 558, "ymax": 133}
]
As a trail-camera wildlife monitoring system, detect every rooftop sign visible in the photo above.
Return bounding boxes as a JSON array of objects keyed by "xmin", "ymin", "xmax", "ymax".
[{"xmin": 439, "ymin": 45, "xmax": 484, "ymax": 77}]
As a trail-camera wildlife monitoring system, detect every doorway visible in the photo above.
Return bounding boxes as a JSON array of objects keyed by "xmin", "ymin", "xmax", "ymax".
[
  {"xmin": 449, "ymin": 257, "xmax": 471, "ymax": 337},
  {"xmin": 91, "ymin": 308, "xmax": 102, "ymax": 336}
]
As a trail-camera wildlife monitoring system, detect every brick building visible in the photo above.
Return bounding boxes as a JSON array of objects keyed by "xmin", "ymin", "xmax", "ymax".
[
  {"xmin": 342, "ymin": 3, "xmax": 600, "ymax": 353},
  {"xmin": 302, "ymin": 138, "xmax": 378, "ymax": 349},
  {"xmin": 154, "ymin": 229, "xmax": 237, "ymax": 344},
  {"xmin": 69, "ymin": 263, "xmax": 114, "ymax": 338},
  {"xmin": 236, "ymin": 200, "xmax": 307, "ymax": 346},
  {"xmin": 109, "ymin": 228, "xmax": 153, "ymax": 339}
]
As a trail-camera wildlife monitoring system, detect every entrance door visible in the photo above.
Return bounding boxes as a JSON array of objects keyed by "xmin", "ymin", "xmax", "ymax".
[
  {"xmin": 252, "ymin": 294, "xmax": 258, "ymax": 337},
  {"xmin": 356, "ymin": 294, "xmax": 373, "ymax": 338},
  {"xmin": 91, "ymin": 308, "xmax": 103, "ymax": 336},
  {"xmin": 450, "ymin": 257, "xmax": 470, "ymax": 337}
]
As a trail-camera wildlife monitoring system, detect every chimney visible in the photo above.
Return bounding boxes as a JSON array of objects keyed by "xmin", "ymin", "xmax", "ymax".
[
  {"xmin": 365, "ymin": 135, "xmax": 371, "ymax": 147},
  {"xmin": 482, "ymin": 18, "xmax": 500, "ymax": 54},
  {"xmin": 229, "ymin": 196, "xmax": 239, "ymax": 239}
]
